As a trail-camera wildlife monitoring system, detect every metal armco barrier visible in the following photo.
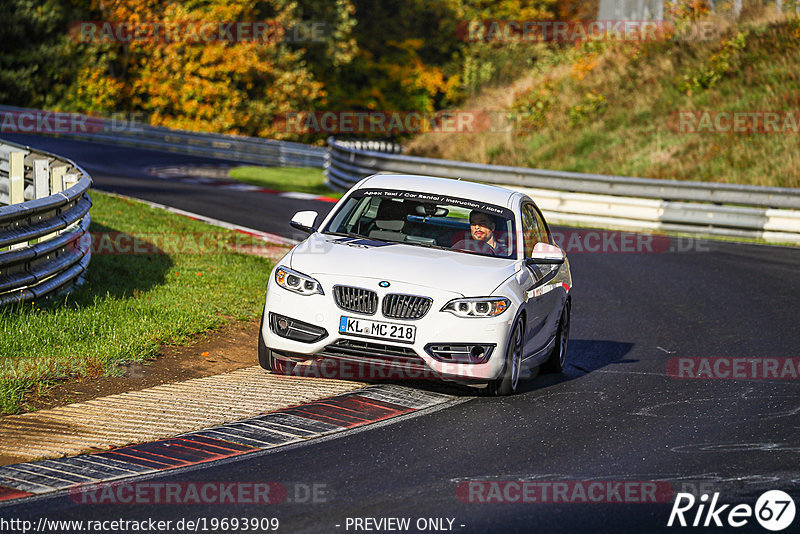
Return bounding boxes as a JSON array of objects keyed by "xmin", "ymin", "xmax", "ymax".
[
  {"xmin": 0, "ymin": 105, "xmax": 325, "ymax": 169},
  {"xmin": 0, "ymin": 139, "xmax": 92, "ymax": 305},
  {"xmin": 325, "ymin": 137, "xmax": 800, "ymax": 244}
]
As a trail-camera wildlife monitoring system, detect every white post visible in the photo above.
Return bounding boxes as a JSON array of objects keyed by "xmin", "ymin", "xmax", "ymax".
[
  {"xmin": 50, "ymin": 165, "xmax": 67, "ymax": 194},
  {"xmin": 9, "ymin": 151, "xmax": 24, "ymax": 205},
  {"xmin": 58, "ymin": 172, "xmax": 81, "ymax": 233},
  {"xmin": 41, "ymin": 162, "xmax": 63, "ymax": 241},
  {"xmin": 63, "ymin": 172, "xmax": 79, "ymax": 189},
  {"xmin": 33, "ymin": 158, "xmax": 50, "ymax": 199},
  {"xmin": 8, "ymin": 151, "xmax": 27, "ymax": 249}
]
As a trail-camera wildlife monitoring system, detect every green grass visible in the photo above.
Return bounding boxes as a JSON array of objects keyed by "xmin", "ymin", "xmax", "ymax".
[
  {"xmin": 228, "ymin": 166, "xmax": 344, "ymax": 198},
  {"xmin": 0, "ymin": 192, "xmax": 274, "ymax": 414}
]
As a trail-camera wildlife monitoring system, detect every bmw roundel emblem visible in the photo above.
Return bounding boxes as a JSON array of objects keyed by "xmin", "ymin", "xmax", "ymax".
[{"xmin": 379, "ymin": 281, "xmax": 390, "ymax": 288}]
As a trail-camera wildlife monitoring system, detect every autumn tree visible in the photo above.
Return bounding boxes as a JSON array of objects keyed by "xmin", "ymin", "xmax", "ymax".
[
  {"xmin": 2, "ymin": 0, "xmax": 576, "ymax": 141},
  {"xmin": 61, "ymin": 0, "xmax": 358, "ymax": 138},
  {"xmin": 0, "ymin": 0, "xmax": 89, "ymax": 108}
]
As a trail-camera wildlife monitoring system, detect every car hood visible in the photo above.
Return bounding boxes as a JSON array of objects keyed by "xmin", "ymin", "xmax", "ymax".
[{"xmin": 289, "ymin": 233, "xmax": 518, "ymax": 296}]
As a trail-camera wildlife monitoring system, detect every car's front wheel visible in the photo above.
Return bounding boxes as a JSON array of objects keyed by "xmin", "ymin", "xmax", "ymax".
[{"xmin": 486, "ymin": 316, "xmax": 524, "ymax": 396}]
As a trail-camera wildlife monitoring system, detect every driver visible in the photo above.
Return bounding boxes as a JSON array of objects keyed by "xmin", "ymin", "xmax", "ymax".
[{"xmin": 453, "ymin": 210, "xmax": 508, "ymax": 256}]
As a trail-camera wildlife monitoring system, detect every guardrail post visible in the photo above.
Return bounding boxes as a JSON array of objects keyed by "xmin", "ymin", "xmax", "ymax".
[
  {"xmin": 8, "ymin": 151, "xmax": 27, "ymax": 249},
  {"xmin": 39, "ymin": 161, "xmax": 62, "ymax": 242},
  {"xmin": 61, "ymin": 172, "xmax": 81, "ymax": 232},
  {"xmin": 50, "ymin": 165, "xmax": 66, "ymax": 194},
  {"xmin": 9, "ymin": 151, "xmax": 24, "ymax": 205},
  {"xmin": 63, "ymin": 172, "xmax": 79, "ymax": 189},
  {"xmin": 33, "ymin": 158, "xmax": 50, "ymax": 199}
]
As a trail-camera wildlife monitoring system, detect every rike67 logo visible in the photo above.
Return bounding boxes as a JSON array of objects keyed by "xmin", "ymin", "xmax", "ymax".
[{"xmin": 668, "ymin": 490, "xmax": 796, "ymax": 531}]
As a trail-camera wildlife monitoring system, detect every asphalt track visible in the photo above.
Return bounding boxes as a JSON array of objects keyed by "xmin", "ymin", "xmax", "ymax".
[
  {"xmin": 0, "ymin": 133, "xmax": 329, "ymax": 240},
  {"xmin": 1, "ymin": 133, "xmax": 799, "ymax": 533}
]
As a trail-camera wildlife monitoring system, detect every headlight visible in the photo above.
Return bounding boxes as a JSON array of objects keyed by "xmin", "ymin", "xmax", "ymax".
[
  {"xmin": 441, "ymin": 297, "xmax": 510, "ymax": 318},
  {"xmin": 274, "ymin": 266, "xmax": 323, "ymax": 296}
]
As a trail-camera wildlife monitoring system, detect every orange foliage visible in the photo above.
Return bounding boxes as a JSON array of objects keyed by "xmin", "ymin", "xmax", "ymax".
[{"xmin": 80, "ymin": 0, "xmax": 325, "ymax": 138}]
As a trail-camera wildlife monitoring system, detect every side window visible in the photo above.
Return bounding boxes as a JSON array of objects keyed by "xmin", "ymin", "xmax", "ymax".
[
  {"xmin": 521, "ymin": 204, "xmax": 544, "ymax": 256},
  {"xmin": 532, "ymin": 205, "xmax": 550, "ymax": 245}
]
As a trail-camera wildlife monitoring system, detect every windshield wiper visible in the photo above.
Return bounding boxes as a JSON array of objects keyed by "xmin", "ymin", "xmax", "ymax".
[
  {"xmin": 325, "ymin": 231, "xmax": 450, "ymax": 251},
  {"xmin": 323, "ymin": 231, "xmax": 367, "ymax": 239},
  {"xmin": 403, "ymin": 240, "xmax": 450, "ymax": 251}
]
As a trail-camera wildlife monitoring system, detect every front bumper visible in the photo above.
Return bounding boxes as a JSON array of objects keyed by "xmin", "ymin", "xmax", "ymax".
[{"xmin": 261, "ymin": 272, "xmax": 517, "ymax": 382}]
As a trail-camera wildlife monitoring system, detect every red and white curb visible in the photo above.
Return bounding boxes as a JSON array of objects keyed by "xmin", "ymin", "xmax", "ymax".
[{"xmin": 0, "ymin": 385, "xmax": 452, "ymax": 503}]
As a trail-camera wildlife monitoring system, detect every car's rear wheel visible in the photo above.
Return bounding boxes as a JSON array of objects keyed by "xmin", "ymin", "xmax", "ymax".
[
  {"xmin": 486, "ymin": 316, "xmax": 524, "ymax": 396},
  {"xmin": 258, "ymin": 312, "xmax": 292, "ymax": 375},
  {"xmin": 542, "ymin": 298, "xmax": 570, "ymax": 374}
]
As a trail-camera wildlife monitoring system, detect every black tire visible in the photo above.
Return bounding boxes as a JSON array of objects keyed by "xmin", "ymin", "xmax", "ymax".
[
  {"xmin": 257, "ymin": 312, "xmax": 292, "ymax": 375},
  {"xmin": 542, "ymin": 299, "xmax": 570, "ymax": 374},
  {"xmin": 485, "ymin": 316, "xmax": 524, "ymax": 396}
]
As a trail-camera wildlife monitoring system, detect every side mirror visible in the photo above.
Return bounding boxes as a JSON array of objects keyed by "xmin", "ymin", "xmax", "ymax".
[
  {"xmin": 524, "ymin": 242, "xmax": 565, "ymax": 266},
  {"xmin": 290, "ymin": 211, "xmax": 318, "ymax": 234}
]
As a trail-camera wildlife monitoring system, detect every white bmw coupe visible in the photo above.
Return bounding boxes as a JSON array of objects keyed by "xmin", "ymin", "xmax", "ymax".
[{"xmin": 258, "ymin": 174, "xmax": 572, "ymax": 395}]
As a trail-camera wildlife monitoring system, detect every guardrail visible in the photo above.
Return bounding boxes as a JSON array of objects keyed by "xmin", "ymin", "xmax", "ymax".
[
  {"xmin": 0, "ymin": 105, "xmax": 325, "ymax": 169},
  {"xmin": 0, "ymin": 139, "xmax": 92, "ymax": 305},
  {"xmin": 325, "ymin": 138, "xmax": 800, "ymax": 244}
]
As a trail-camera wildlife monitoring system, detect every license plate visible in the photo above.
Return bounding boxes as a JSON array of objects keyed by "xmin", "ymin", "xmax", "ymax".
[{"xmin": 339, "ymin": 316, "xmax": 416, "ymax": 343}]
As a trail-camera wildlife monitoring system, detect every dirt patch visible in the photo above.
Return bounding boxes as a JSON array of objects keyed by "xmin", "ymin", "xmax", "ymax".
[{"xmin": 24, "ymin": 319, "xmax": 262, "ymax": 412}]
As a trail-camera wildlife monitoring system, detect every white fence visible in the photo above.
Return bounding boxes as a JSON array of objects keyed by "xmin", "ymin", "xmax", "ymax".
[
  {"xmin": 325, "ymin": 138, "xmax": 800, "ymax": 244},
  {"xmin": 3, "ymin": 102, "xmax": 799, "ymax": 245},
  {"xmin": 0, "ymin": 105, "xmax": 325, "ymax": 169}
]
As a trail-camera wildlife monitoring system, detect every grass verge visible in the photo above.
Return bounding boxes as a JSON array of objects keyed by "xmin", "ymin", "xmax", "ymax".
[
  {"xmin": 228, "ymin": 166, "xmax": 343, "ymax": 198},
  {"xmin": 406, "ymin": 12, "xmax": 800, "ymax": 188},
  {"xmin": 0, "ymin": 191, "xmax": 273, "ymax": 415}
]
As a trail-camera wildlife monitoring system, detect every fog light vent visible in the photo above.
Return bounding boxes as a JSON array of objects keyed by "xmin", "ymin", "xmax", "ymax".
[
  {"xmin": 269, "ymin": 313, "xmax": 328, "ymax": 343},
  {"xmin": 425, "ymin": 344, "xmax": 494, "ymax": 363}
]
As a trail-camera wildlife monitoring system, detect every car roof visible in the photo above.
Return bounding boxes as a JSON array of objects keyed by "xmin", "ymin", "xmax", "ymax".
[{"xmin": 358, "ymin": 174, "xmax": 521, "ymax": 209}]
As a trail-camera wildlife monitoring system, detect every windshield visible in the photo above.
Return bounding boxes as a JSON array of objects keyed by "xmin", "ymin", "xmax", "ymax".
[{"xmin": 322, "ymin": 189, "xmax": 516, "ymax": 259}]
